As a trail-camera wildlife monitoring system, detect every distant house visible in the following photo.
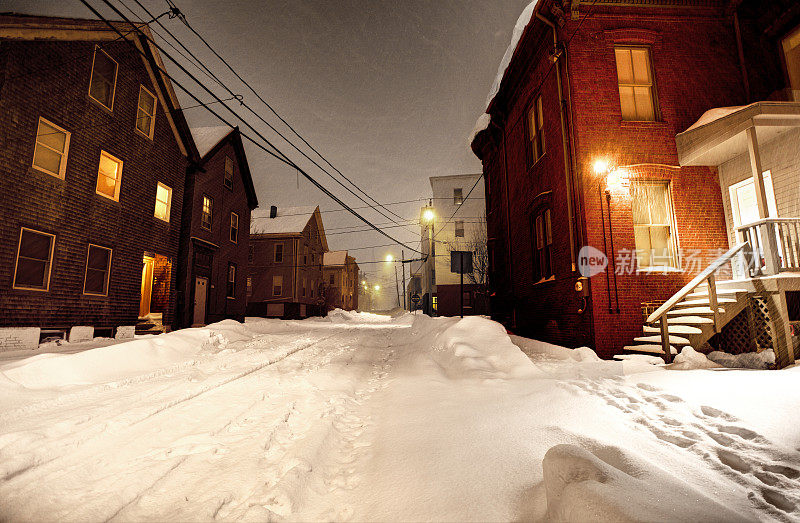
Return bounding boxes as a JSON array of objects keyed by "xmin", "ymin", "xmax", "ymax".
[
  {"xmin": 0, "ymin": 14, "xmax": 197, "ymax": 344},
  {"xmin": 175, "ymin": 127, "xmax": 258, "ymax": 328},
  {"xmin": 247, "ymin": 206, "xmax": 328, "ymax": 319},
  {"xmin": 323, "ymin": 250, "xmax": 359, "ymax": 311}
]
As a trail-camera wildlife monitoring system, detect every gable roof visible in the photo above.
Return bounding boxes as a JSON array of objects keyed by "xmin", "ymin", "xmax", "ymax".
[
  {"xmin": 0, "ymin": 13, "xmax": 200, "ymax": 162},
  {"xmin": 190, "ymin": 126, "xmax": 259, "ymax": 209},
  {"xmin": 323, "ymin": 250, "xmax": 348, "ymax": 267},
  {"xmin": 251, "ymin": 206, "xmax": 328, "ymax": 250}
]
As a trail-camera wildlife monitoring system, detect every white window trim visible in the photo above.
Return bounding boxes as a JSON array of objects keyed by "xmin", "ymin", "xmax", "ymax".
[
  {"xmin": 88, "ymin": 45, "xmax": 118, "ymax": 111},
  {"xmin": 13, "ymin": 227, "xmax": 55, "ymax": 292},
  {"xmin": 154, "ymin": 182, "xmax": 172, "ymax": 223},
  {"xmin": 32, "ymin": 117, "xmax": 70, "ymax": 179},
  {"xmin": 135, "ymin": 85, "xmax": 157, "ymax": 140},
  {"xmin": 83, "ymin": 243, "xmax": 112, "ymax": 296},
  {"xmin": 95, "ymin": 150, "xmax": 123, "ymax": 202},
  {"xmin": 728, "ymin": 171, "xmax": 778, "ymax": 227},
  {"xmin": 614, "ymin": 45, "xmax": 657, "ymax": 122},
  {"xmin": 230, "ymin": 212, "xmax": 239, "ymax": 244}
]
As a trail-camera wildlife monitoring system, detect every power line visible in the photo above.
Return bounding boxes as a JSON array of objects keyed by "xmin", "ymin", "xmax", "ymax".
[{"xmin": 79, "ymin": 0, "xmax": 422, "ymax": 254}]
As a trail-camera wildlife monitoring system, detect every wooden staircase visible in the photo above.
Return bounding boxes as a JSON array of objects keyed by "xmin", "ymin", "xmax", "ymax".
[{"xmin": 623, "ymin": 243, "xmax": 751, "ymax": 361}]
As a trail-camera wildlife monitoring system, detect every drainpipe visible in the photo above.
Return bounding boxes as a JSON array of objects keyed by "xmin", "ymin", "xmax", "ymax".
[{"xmin": 537, "ymin": 13, "xmax": 577, "ymax": 272}]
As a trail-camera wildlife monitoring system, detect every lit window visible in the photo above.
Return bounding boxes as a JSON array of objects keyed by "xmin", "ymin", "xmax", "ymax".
[
  {"xmin": 454, "ymin": 188, "xmax": 463, "ymax": 205},
  {"xmin": 531, "ymin": 208, "xmax": 553, "ymax": 282},
  {"xmin": 32, "ymin": 117, "xmax": 70, "ymax": 178},
  {"xmin": 632, "ymin": 182, "xmax": 677, "ymax": 268},
  {"xmin": 202, "ymin": 195, "xmax": 213, "ymax": 230},
  {"xmin": 154, "ymin": 182, "xmax": 172, "ymax": 222},
  {"xmin": 96, "ymin": 151, "xmax": 123, "ymax": 201},
  {"xmin": 246, "ymin": 276, "xmax": 252, "ymax": 296},
  {"xmin": 455, "ymin": 221, "xmax": 465, "ymax": 238},
  {"xmin": 274, "ymin": 243, "xmax": 283, "ymax": 263},
  {"xmin": 88, "ymin": 46, "xmax": 117, "ymax": 110},
  {"xmin": 136, "ymin": 85, "xmax": 157, "ymax": 138},
  {"xmin": 227, "ymin": 263, "xmax": 236, "ymax": 298},
  {"xmin": 230, "ymin": 212, "xmax": 239, "ymax": 243},
  {"xmin": 273, "ymin": 275, "xmax": 283, "ymax": 296},
  {"xmin": 614, "ymin": 46, "xmax": 656, "ymax": 121},
  {"xmin": 84, "ymin": 244, "xmax": 112, "ymax": 296},
  {"xmin": 224, "ymin": 156, "xmax": 234, "ymax": 189},
  {"xmin": 13, "ymin": 228, "xmax": 55, "ymax": 291},
  {"xmin": 527, "ymin": 94, "xmax": 545, "ymax": 163}
]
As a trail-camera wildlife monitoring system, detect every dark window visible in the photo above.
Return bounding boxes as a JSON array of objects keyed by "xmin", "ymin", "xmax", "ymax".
[
  {"xmin": 463, "ymin": 291, "xmax": 472, "ymax": 307},
  {"xmin": 84, "ymin": 244, "xmax": 112, "ymax": 295},
  {"xmin": 230, "ymin": 213, "xmax": 239, "ymax": 243},
  {"xmin": 455, "ymin": 221, "xmax": 465, "ymax": 237},
  {"xmin": 227, "ymin": 263, "xmax": 236, "ymax": 298},
  {"xmin": 202, "ymin": 195, "xmax": 213, "ymax": 230},
  {"xmin": 526, "ymin": 94, "xmax": 545, "ymax": 164},
  {"xmin": 13, "ymin": 228, "xmax": 55, "ymax": 291},
  {"xmin": 454, "ymin": 188, "xmax": 463, "ymax": 205},
  {"xmin": 248, "ymin": 245, "xmax": 254, "ymax": 262},
  {"xmin": 89, "ymin": 47, "xmax": 117, "ymax": 110},
  {"xmin": 531, "ymin": 208, "xmax": 554, "ymax": 282},
  {"xmin": 274, "ymin": 243, "xmax": 283, "ymax": 263},
  {"xmin": 330, "ymin": 273, "xmax": 335, "ymax": 285},
  {"xmin": 224, "ymin": 156, "xmax": 234, "ymax": 189}
]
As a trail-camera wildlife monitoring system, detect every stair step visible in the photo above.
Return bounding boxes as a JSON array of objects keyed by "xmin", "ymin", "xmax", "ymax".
[
  {"xmin": 667, "ymin": 307, "xmax": 724, "ymax": 316},
  {"xmin": 676, "ymin": 297, "xmax": 736, "ymax": 307},
  {"xmin": 623, "ymin": 344, "xmax": 677, "ymax": 355},
  {"xmin": 686, "ymin": 288, "xmax": 749, "ymax": 299},
  {"xmin": 666, "ymin": 315, "xmax": 715, "ymax": 325},
  {"xmin": 643, "ymin": 324, "xmax": 703, "ymax": 335},
  {"xmin": 634, "ymin": 334, "xmax": 691, "ymax": 345}
]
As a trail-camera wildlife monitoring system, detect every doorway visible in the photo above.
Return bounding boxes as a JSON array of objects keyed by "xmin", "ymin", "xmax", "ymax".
[
  {"xmin": 193, "ymin": 276, "xmax": 208, "ymax": 326},
  {"xmin": 140, "ymin": 255, "xmax": 154, "ymax": 317}
]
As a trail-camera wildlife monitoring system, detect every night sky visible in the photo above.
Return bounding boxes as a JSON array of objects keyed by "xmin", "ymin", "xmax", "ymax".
[{"xmin": 6, "ymin": 0, "xmax": 529, "ymax": 296}]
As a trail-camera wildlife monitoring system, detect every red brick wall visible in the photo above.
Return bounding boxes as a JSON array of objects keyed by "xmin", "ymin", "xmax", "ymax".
[{"xmin": 0, "ymin": 38, "xmax": 187, "ymax": 329}]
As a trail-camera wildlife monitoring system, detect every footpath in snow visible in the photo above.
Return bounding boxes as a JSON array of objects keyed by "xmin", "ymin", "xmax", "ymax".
[{"xmin": 1, "ymin": 310, "xmax": 799, "ymax": 521}]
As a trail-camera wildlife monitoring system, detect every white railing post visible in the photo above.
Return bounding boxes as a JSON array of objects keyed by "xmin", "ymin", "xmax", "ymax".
[
  {"xmin": 760, "ymin": 221, "xmax": 781, "ymax": 275},
  {"xmin": 707, "ymin": 275, "xmax": 720, "ymax": 332}
]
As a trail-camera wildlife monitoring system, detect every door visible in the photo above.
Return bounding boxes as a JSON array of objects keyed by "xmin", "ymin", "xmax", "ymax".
[
  {"xmin": 193, "ymin": 277, "xmax": 208, "ymax": 326},
  {"xmin": 139, "ymin": 256, "xmax": 154, "ymax": 317}
]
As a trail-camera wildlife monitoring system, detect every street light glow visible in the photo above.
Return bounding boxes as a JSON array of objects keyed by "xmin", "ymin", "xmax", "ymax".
[
  {"xmin": 385, "ymin": 254, "xmax": 393, "ymax": 262},
  {"xmin": 422, "ymin": 208, "xmax": 435, "ymax": 223},
  {"xmin": 374, "ymin": 285, "xmax": 380, "ymax": 291},
  {"xmin": 593, "ymin": 158, "xmax": 609, "ymax": 174}
]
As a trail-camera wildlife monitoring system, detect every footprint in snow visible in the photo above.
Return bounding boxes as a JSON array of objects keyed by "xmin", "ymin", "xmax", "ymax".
[
  {"xmin": 763, "ymin": 464, "xmax": 800, "ymax": 480},
  {"xmin": 716, "ymin": 448, "xmax": 752, "ymax": 473},
  {"xmin": 635, "ymin": 383, "xmax": 660, "ymax": 392},
  {"xmin": 753, "ymin": 488, "xmax": 796, "ymax": 513},
  {"xmin": 700, "ymin": 405, "xmax": 739, "ymax": 422}
]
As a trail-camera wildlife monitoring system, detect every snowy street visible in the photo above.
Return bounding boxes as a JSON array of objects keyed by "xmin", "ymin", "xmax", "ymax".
[{"xmin": 1, "ymin": 312, "xmax": 799, "ymax": 521}]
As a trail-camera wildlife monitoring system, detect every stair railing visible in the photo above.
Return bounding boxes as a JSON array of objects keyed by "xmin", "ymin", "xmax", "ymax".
[
  {"xmin": 737, "ymin": 218, "xmax": 800, "ymax": 276},
  {"xmin": 645, "ymin": 242, "xmax": 749, "ymax": 363}
]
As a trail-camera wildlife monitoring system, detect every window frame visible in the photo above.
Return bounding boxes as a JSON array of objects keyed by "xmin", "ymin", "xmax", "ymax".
[
  {"xmin": 88, "ymin": 45, "xmax": 118, "ymax": 111},
  {"xmin": 525, "ymin": 94, "xmax": 545, "ymax": 166},
  {"xmin": 230, "ymin": 212, "xmax": 239, "ymax": 243},
  {"xmin": 530, "ymin": 207, "xmax": 554, "ymax": 283},
  {"xmin": 135, "ymin": 85, "xmax": 157, "ymax": 139},
  {"xmin": 95, "ymin": 150, "xmax": 123, "ymax": 202},
  {"xmin": 154, "ymin": 182, "xmax": 172, "ymax": 223},
  {"xmin": 274, "ymin": 243, "xmax": 284, "ymax": 263},
  {"xmin": 82, "ymin": 243, "xmax": 113, "ymax": 296},
  {"xmin": 201, "ymin": 195, "xmax": 213, "ymax": 231},
  {"xmin": 224, "ymin": 156, "xmax": 234, "ymax": 190},
  {"xmin": 13, "ymin": 227, "xmax": 56, "ymax": 292},
  {"xmin": 455, "ymin": 220, "xmax": 465, "ymax": 238},
  {"xmin": 631, "ymin": 180, "xmax": 680, "ymax": 270},
  {"xmin": 614, "ymin": 45, "xmax": 658, "ymax": 122},
  {"xmin": 226, "ymin": 263, "xmax": 236, "ymax": 299},
  {"xmin": 453, "ymin": 188, "xmax": 463, "ymax": 205},
  {"xmin": 273, "ymin": 274, "xmax": 283, "ymax": 296},
  {"xmin": 32, "ymin": 117, "xmax": 70, "ymax": 179}
]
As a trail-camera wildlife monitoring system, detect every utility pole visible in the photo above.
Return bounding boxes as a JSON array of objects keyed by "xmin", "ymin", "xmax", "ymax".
[
  {"xmin": 394, "ymin": 262, "xmax": 401, "ymax": 308},
  {"xmin": 401, "ymin": 249, "xmax": 406, "ymax": 310}
]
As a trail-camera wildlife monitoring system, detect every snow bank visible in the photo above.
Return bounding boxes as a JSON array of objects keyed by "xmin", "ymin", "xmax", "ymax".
[
  {"xmin": 510, "ymin": 335, "xmax": 600, "ymax": 362},
  {"xmin": 707, "ymin": 349, "xmax": 776, "ymax": 370},
  {"xmin": 668, "ymin": 346, "xmax": 718, "ymax": 370},
  {"xmin": 538, "ymin": 444, "xmax": 750, "ymax": 522},
  {"xmin": 431, "ymin": 317, "xmax": 542, "ymax": 379}
]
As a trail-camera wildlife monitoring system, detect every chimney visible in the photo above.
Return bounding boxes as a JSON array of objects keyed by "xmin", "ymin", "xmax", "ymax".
[{"xmin": 270, "ymin": 205, "xmax": 277, "ymax": 218}]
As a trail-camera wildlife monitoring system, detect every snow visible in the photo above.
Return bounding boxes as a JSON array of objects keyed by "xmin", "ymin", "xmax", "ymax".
[
  {"xmin": 1, "ymin": 313, "xmax": 799, "ymax": 521},
  {"xmin": 468, "ymin": 112, "xmax": 491, "ymax": 144},
  {"xmin": 190, "ymin": 125, "xmax": 234, "ymax": 157},
  {"xmin": 685, "ymin": 105, "xmax": 747, "ymax": 132},
  {"xmin": 323, "ymin": 250, "xmax": 348, "ymax": 266},
  {"xmin": 250, "ymin": 205, "xmax": 317, "ymax": 235}
]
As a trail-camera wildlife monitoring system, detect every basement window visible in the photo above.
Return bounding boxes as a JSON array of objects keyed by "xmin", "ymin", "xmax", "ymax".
[
  {"xmin": 88, "ymin": 46, "xmax": 118, "ymax": 110},
  {"xmin": 13, "ymin": 228, "xmax": 55, "ymax": 291},
  {"xmin": 32, "ymin": 117, "xmax": 70, "ymax": 178},
  {"xmin": 136, "ymin": 85, "xmax": 157, "ymax": 139},
  {"xmin": 95, "ymin": 151, "xmax": 123, "ymax": 201},
  {"xmin": 83, "ymin": 244, "xmax": 112, "ymax": 296},
  {"xmin": 614, "ymin": 46, "xmax": 657, "ymax": 121}
]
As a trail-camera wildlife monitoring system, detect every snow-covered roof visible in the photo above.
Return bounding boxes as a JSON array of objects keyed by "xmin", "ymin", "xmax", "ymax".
[
  {"xmin": 685, "ymin": 106, "xmax": 747, "ymax": 132},
  {"xmin": 250, "ymin": 206, "xmax": 318, "ymax": 235},
  {"xmin": 191, "ymin": 126, "xmax": 235, "ymax": 158},
  {"xmin": 323, "ymin": 250, "xmax": 348, "ymax": 267}
]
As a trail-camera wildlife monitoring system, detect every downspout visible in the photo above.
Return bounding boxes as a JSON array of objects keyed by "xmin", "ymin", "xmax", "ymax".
[
  {"xmin": 733, "ymin": 11, "xmax": 751, "ymax": 103},
  {"xmin": 536, "ymin": 13, "xmax": 577, "ymax": 272}
]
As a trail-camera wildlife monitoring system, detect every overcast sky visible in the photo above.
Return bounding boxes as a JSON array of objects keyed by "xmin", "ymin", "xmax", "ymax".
[{"xmin": 8, "ymin": 0, "xmax": 528, "ymax": 299}]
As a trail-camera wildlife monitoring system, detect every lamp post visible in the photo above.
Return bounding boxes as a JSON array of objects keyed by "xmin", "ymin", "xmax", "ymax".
[{"xmin": 421, "ymin": 206, "xmax": 435, "ymax": 315}]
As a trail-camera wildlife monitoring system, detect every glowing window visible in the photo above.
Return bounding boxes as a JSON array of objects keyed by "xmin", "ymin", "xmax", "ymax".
[
  {"xmin": 154, "ymin": 182, "xmax": 172, "ymax": 222},
  {"xmin": 201, "ymin": 195, "xmax": 213, "ymax": 230},
  {"xmin": 614, "ymin": 46, "xmax": 656, "ymax": 121},
  {"xmin": 95, "ymin": 151, "xmax": 123, "ymax": 201}
]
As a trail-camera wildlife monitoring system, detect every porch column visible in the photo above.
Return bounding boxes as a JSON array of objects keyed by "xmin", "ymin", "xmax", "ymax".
[{"xmin": 745, "ymin": 126, "xmax": 780, "ymax": 274}]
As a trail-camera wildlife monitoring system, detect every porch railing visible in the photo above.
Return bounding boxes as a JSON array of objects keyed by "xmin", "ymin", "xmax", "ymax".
[{"xmin": 736, "ymin": 218, "xmax": 800, "ymax": 276}]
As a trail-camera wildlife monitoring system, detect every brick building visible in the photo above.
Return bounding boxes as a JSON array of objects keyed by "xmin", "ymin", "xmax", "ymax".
[
  {"xmin": 322, "ymin": 250, "xmax": 359, "ymax": 311},
  {"xmin": 471, "ymin": 0, "xmax": 800, "ymax": 361},
  {"xmin": 175, "ymin": 126, "xmax": 258, "ymax": 328},
  {"xmin": 0, "ymin": 14, "xmax": 197, "ymax": 341},
  {"xmin": 247, "ymin": 206, "xmax": 328, "ymax": 319}
]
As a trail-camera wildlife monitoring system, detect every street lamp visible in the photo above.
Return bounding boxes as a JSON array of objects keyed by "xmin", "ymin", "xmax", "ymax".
[
  {"xmin": 421, "ymin": 206, "xmax": 436, "ymax": 316},
  {"xmin": 385, "ymin": 254, "xmax": 393, "ymax": 262},
  {"xmin": 374, "ymin": 285, "xmax": 380, "ymax": 291}
]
